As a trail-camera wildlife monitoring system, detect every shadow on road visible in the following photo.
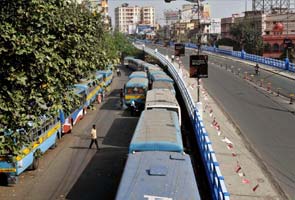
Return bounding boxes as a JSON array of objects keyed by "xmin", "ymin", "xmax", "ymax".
[
  {"xmin": 66, "ymin": 147, "xmax": 127, "ymax": 200},
  {"xmin": 102, "ymin": 118, "xmax": 138, "ymax": 147}
]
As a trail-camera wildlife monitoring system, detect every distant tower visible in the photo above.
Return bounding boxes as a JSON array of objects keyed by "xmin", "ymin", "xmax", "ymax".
[{"xmin": 252, "ymin": 0, "xmax": 294, "ymax": 13}]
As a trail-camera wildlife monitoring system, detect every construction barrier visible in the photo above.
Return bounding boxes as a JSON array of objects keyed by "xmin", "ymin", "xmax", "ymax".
[{"xmin": 135, "ymin": 43, "xmax": 230, "ymax": 200}]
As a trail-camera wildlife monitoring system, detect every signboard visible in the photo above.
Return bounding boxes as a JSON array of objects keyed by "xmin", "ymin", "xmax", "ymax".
[
  {"xmin": 174, "ymin": 43, "xmax": 185, "ymax": 56},
  {"xmin": 284, "ymin": 38, "xmax": 293, "ymax": 49},
  {"xmin": 190, "ymin": 54, "xmax": 208, "ymax": 78}
]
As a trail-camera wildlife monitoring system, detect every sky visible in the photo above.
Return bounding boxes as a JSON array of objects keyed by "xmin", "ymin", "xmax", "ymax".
[{"xmin": 108, "ymin": 0, "xmax": 252, "ymax": 26}]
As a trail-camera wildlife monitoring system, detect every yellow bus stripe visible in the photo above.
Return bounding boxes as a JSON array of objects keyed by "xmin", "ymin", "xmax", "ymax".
[
  {"xmin": 16, "ymin": 122, "xmax": 61, "ymax": 161},
  {"xmin": 125, "ymin": 95, "xmax": 145, "ymax": 100},
  {"xmin": 0, "ymin": 168, "xmax": 16, "ymax": 173},
  {"xmin": 86, "ymin": 85, "xmax": 101, "ymax": 101}
]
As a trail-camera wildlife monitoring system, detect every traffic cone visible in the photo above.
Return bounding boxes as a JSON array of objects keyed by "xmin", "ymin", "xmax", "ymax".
[
  {"xmin": 235, "ymin": 162, "xmax": 241, "ymax": 173},
  {"xmin": 252, "ymin": 184, "xmax": 259, "ymax": 192}
]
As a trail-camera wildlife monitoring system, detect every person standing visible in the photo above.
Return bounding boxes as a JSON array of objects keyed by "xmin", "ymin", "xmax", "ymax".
[
  {"xmin": 120, "ymin": 88, "xmax": 124, "ymax": 106},
  {"xmin": 89, "ymin": 124, "xmax": 100, "ymax": 150}
]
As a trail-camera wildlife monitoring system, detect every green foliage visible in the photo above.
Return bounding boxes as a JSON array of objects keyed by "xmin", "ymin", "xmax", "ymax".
[
  {"xmin": 280, "ymin": 49, "xmax": 295, "ymax": 63},
  {"xmin": 0, "ymin": 0, "xmax": 121, "ymax": 156},
  {"xmin": 230, "ymin": 21, "xmax": 264, "ymax": 55}
]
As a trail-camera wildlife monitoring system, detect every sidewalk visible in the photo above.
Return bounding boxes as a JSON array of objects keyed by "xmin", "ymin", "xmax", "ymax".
[{"xmin": 172, "ymin": 61, "xmax": 284, "ymax": 200}]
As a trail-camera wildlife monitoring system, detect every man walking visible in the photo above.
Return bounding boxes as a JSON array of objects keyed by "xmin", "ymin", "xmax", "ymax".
[{"xmin": 89, "ymin": 124, "xmax": 100, "ymax": 150}]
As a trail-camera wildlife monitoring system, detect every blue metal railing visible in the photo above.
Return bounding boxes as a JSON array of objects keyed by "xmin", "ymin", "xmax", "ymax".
[
  {"xmin": 148, "ymin": 39, "xmax": 294, "ymax": 72},
  {"xmin": 136, "ymin": 43, "xmax": 230, "ymax": 200}
]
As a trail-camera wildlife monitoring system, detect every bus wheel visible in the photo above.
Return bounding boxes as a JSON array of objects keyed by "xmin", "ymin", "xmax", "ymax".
[
  {"xmin": 31, "ymin": 158, "xmax": 39, "ymax": 170},
  {"xmin": 0, "ymin": 173, "xmax": 8, "ymax": 186}
]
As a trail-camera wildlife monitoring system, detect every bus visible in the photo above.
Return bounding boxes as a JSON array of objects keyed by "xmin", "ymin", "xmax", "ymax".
[
  {"xmin": 116, "ymin": 151, "xmax": 201, "ymax": 200},
  {"xmin": 150, "ymin": 74, "xmax": 174, "ymax": 84},
  {"xmin": 124, "ymin": 77, "xmax": 148, "ymax": 107},
  {"xmin": 128, "ymin": 71, "xmax": 147, "ymax": 79},
  {"xmin": 0, "ymin": 117, "xmax": 61, "ymax": 185},
  {"xmin": 145, "ymin": 89, "xmax": 181, "ymax": 125},
  {"xmin": 152, "ymin": 81, "xmax": 176, "ymax": 95},
  {"xmin": 59, "ymin": 86, "xmax": 87, "ymax": 134},
  {"xmin": 74, "ymin": 78, "xmax": 101, "ymax": 107}
]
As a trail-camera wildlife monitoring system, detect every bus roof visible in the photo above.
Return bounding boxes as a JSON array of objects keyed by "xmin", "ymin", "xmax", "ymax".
[
  {"xmin": 116, "ymin": 151, "xmax": 201, "ymax": 200},
  {"xmin": 128, "ymin": 71, "xmax": 147, "ymax": 79},
  {"xmin": 125, "ymin": 77, "xmax": 148, "ymax": 88},
  {"xmin": 152, "ymin": 81, "xmax": 175, "ymax": 92},
  {"xmin": 145, "ymin": 89, "xmax": 179, "ymax": 109},
  {"xmin": 129, "ymin": 109, "xmax": 183, "ymax": 153},
  {"xmin": 151, "ymin": 74, "xmax": 174, "ymax": 83}
]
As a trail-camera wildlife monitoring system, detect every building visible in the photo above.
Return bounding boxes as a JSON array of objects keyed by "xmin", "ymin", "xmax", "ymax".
[
  {"xmin": 115, "ymin": 4, "xmax": 155, "ymax": 34},
  {"xmin": 221, "ymin": 14, "xmax": 242, "ymax": 39},
  {"xmin": 76, "ymin": 0, "xmax": 111, "ymax": 28},
  {"xmin": 209, "ymin": 18, "xmax": 221, "ymax": 34},
  {"xmin": 141, "ymin": 7, "xmax": 155, "ymax": 25},
  {"xmin": 263, "ymin": 12, "xmax": 295, "ymax": 58},
  {"xmin": 164, "ymin": 10, "xmax": 179, "ymax": 25}
]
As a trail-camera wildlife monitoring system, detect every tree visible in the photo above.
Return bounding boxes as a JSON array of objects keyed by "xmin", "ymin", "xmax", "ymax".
[
  {"xmin": 0, "ymin": 0, "xmax": 120, "ymax": 155},
  {"xmin": 230, "ymin": 21, "xmax": 264, "ymax": 55}
]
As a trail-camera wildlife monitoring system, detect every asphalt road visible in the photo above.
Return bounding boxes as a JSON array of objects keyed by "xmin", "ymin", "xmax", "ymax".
[
  {"xmin": 0, "ymin": 66, "xmax": 138, "ymax": 200},
  {"xmin": 150, "ymin": 44, "xmax": 295, "ymax": 199}
]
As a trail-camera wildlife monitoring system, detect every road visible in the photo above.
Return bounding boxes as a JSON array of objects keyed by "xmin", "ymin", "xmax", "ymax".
[
  {"xmin": 0, "ymin": 66, "xmax": 138, "ymax": 200},
  {"xmin": 150, "ymin": 44, "xmax": 295, "ymax": 199}
]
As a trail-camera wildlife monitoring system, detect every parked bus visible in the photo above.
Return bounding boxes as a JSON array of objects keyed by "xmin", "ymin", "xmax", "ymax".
[
  {"xmin": 0, "ymin": 117, "xmax": 61, "ymax": 185},
  {"xmin": 150, "ymin": 73, "xmax": 174, "ymax": 84},
  {"xmin": 97, "ymin": 70, "xmax": 113, "ymax": 88},
  {"xmin": 152, "ymin": 81, "xmax": 176, "ymax": 95},
  {"xmin": 74, "ymin": 78, "xmax": 101, "ymax": 107},
  {"xmin": 128, "ymin": 71, "xmax": 147, "ymax": 79},
  {"xmin": 126, "ymin": 58, "xmax": 144, "ymax": 71},
  {"xmin": 59, "ymin": 86, "xmax": 87, "ymax": 134},
  {"xmin": 116, "ymin": 151, "xmax": 201, "ymax": 200},
  {"xmin": 124, "ymin": 77, "xmax": 148, "ymax": 107},
  {"xmin": 145, "ymin": 89, "xmax": 181, "ymax": 125}
]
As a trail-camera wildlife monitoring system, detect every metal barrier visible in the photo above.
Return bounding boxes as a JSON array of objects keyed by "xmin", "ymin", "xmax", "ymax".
[
  {"xmin": 135, "ymin": 43, "xmax": 230, "ymax": 200},
  {"xmin": 156, "ymin": 40, "xmax": 294, "ymax": 72}
]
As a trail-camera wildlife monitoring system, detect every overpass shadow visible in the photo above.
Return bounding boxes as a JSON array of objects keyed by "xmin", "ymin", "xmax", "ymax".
[
  {"xmin": 102, "ymin": 118, "xmax": 138, "ymax": 147},
  {"xmin": 66, "ymin": 147, "xmax": 127, "ymax": 200}
]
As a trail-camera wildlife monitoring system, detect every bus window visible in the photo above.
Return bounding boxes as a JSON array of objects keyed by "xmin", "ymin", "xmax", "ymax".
[
  {"xmin": 127, "ymin": 88, "xmax": 133, "ymax": 94},
  {"xmin": 138, "ymin": 88, "xmax": 144, "ymax": 94}
]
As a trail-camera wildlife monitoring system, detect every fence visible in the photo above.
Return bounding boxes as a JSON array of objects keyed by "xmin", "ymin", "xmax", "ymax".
[
  {"xmin": 135, "ymin": 43, "xmax": 230, "ymax": 200},
  {"xmin": 173, "ymin": 40, "xmax": 295, "ymax": 73}
]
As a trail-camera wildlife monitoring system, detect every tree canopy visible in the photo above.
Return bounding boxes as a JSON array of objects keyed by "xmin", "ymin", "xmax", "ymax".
[
  {"xmin": 0, "ymin": 0, "xmax": 136, "ymax": 155},
  {"xmin": 230, "ymin": 20, "xmax": 264, "ymax": 55}
]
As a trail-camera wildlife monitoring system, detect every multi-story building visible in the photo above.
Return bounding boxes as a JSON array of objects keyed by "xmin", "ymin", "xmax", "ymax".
[
  {"xmin": 221, "ymin": 14, "xmax": 242, "ymax": 39},
  {"xmin": 115, "ymin": 5, "xmax": 155, "ymax": 34},
  {"xmin": 263, "ymin": 12, "xmax": 295, "ymax": 58},
  {"xmin": 141, "ymin": 7, "xmax": 155, "ymax": 25}
]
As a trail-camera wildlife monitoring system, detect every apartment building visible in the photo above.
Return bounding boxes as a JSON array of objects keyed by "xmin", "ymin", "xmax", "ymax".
[{"xmin": 115, "ymin": 5, "xmax": 155, "ymax": 34}]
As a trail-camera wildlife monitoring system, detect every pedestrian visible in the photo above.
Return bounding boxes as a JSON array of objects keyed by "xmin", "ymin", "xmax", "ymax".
[
  {"xmin": 130, "ymin": 100, "xmax": 136, "ymax": 116},
  {"xmin": 116, "ymin": 68, "xmax": 121, "ymax": 77},
  {"xmin": 120, "ymin": 88, "xmax": 124, "ymax": 106},
  {"xmin": 89, "ymin": 124, "xmax": 100, "ymax": 150},
  {"xmin": 171, "ymin": 55, "xmax": 175, "ymax": 62},
  {"xmin": 255, "ymin": 63, "xmax": 259, "ymax": 75}
]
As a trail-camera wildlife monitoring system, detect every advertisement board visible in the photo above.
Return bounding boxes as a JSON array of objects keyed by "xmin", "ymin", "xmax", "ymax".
[
  {"xmin": 174, "ymin": 43, "xmax": 185, "ymax": 56},
  {"xmin": 189, "ymin": 54, "xmax": 208, "ymax": 78}
]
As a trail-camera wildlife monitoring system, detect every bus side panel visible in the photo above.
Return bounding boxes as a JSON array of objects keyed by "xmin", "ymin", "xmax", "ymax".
[
  {"xmin": 71, "ymin": 106, "xmax": 84, "ymax": 125},
  {"xmin": 16, "ymin": 152, "xmax": 34, "ymax": 175}
]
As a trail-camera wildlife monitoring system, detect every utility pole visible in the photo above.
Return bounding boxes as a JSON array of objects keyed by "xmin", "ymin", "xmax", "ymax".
[
  {"xmin": 197, "ymin": 0, "xmax": 201, "ymax": 102},
  {"xmin": 286, "ymin": 9, "xmax": 289, "ymax": 59}
]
